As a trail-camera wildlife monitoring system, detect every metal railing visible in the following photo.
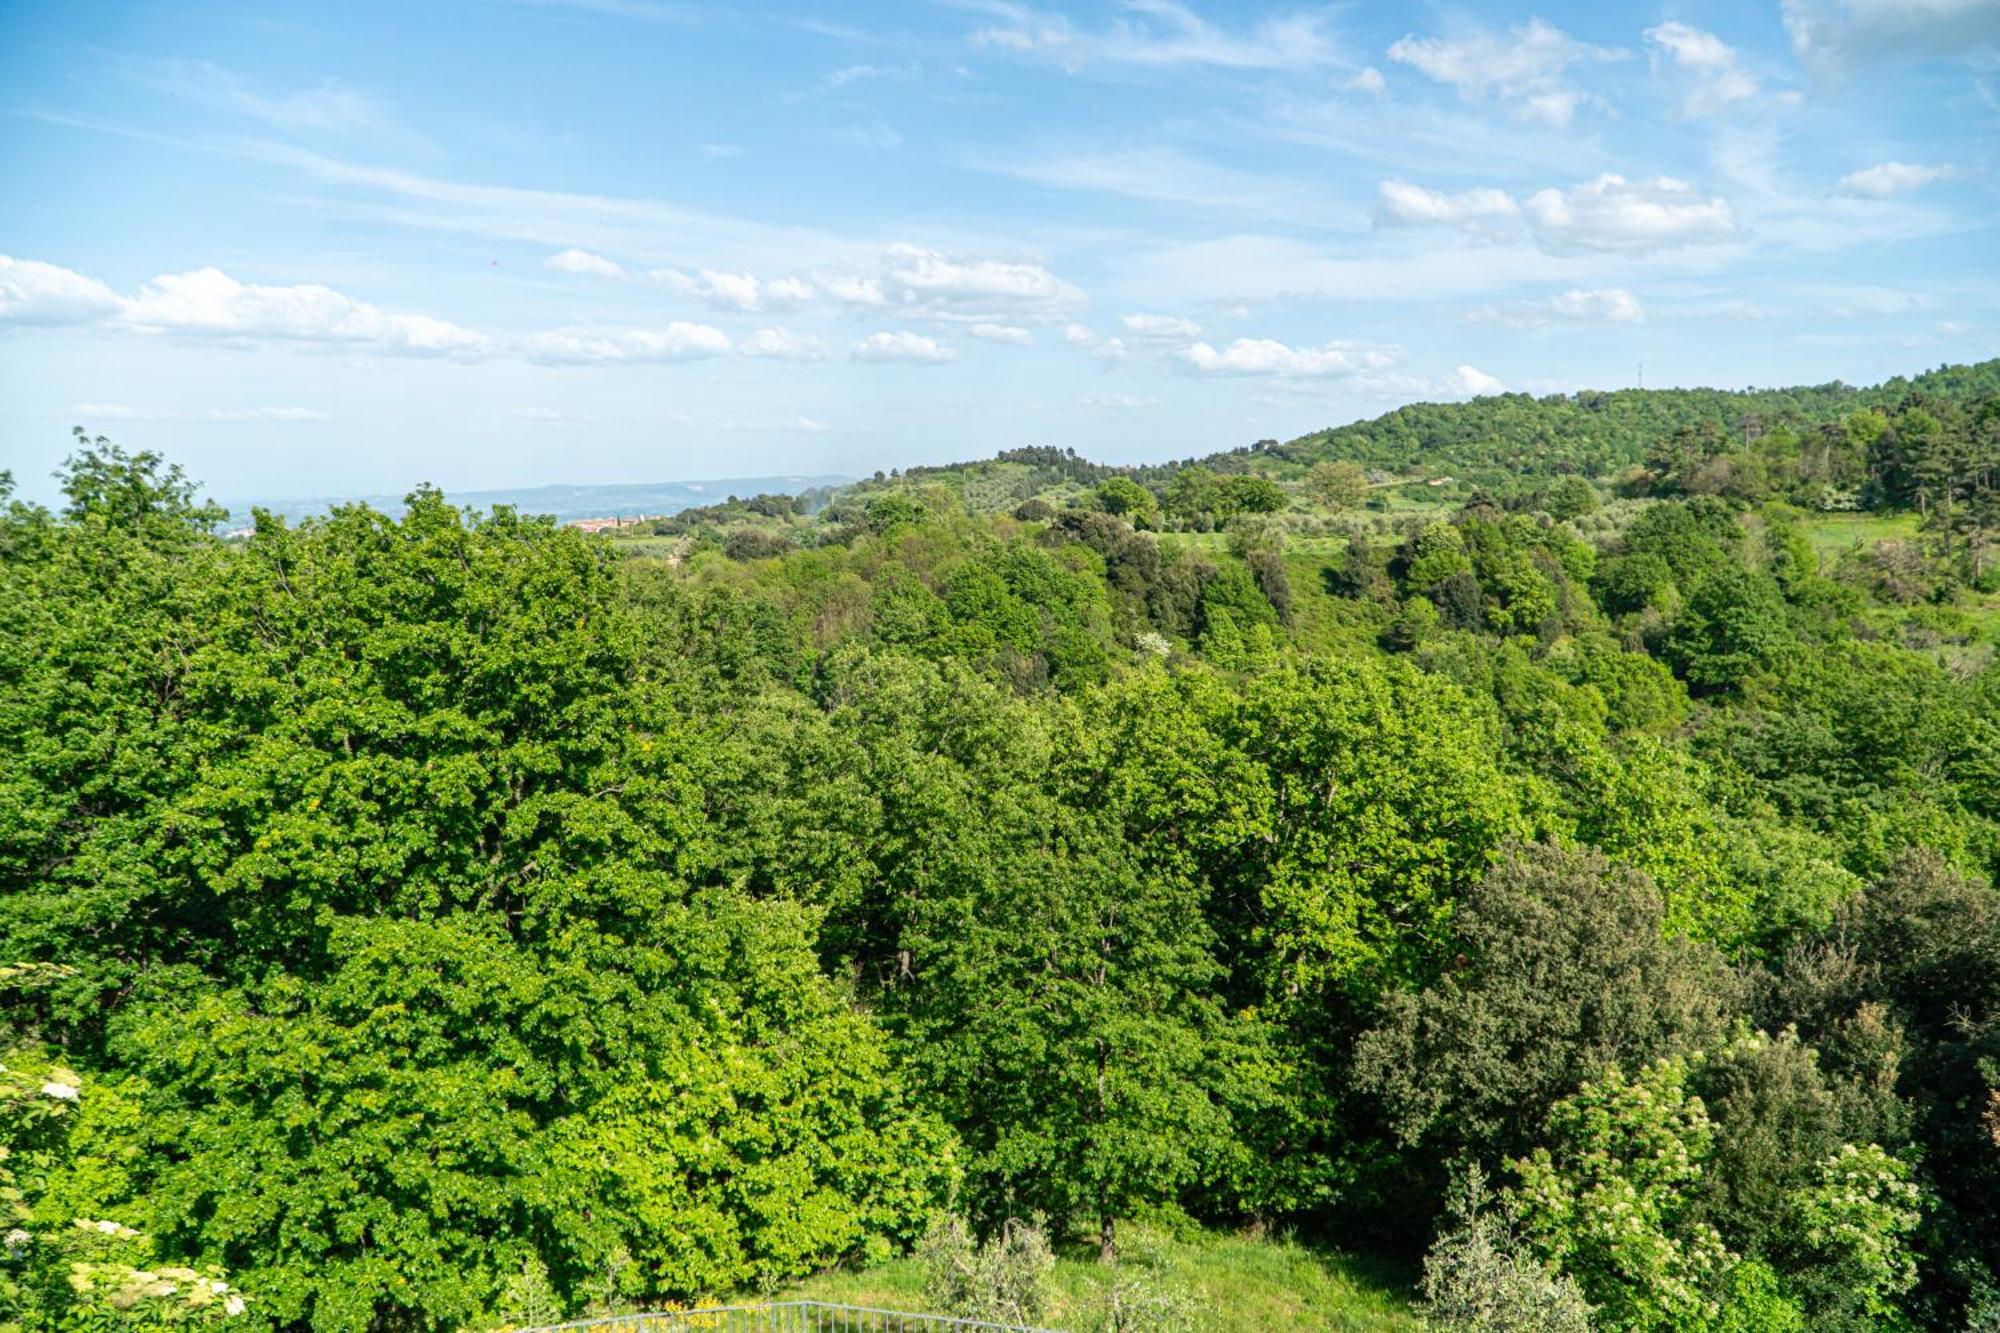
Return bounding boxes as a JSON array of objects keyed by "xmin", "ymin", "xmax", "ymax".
[{"xmin": 515, "ymin": 1303, "xmax": 1062, "ymax": 1333}]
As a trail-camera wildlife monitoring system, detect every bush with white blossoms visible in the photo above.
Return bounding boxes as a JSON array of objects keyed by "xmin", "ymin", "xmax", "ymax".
[
  {"xmin": 2, "ymin": 1046, "xmax": 250, "ymax": 1329},
  {"xmin": 1508, "ymin": 1057, "xmax": 1732, "ymax": 1332},
  {"xmin": 1794, "ymin": 1142, "xmax": 1923, "ymax": 1322}
]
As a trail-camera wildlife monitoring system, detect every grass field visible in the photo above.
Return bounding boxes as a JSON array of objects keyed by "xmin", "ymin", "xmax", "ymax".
[
  {"xmin": 1799, "ymin": 510, "xmax": 1921, "ymax": 562},
  {"xmin": 766, "ymin": 1229, "xmax": 1420, "ymax": 1332}
]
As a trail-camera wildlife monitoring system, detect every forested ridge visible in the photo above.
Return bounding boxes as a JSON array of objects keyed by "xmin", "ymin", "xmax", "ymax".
[{"xmin": 3, "ymin": 358, "xmax": 1999, "ymax": 1332}]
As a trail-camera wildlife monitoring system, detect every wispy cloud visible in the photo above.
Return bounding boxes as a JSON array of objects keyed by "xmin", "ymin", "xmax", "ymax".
[
  {"xmin": 1836, "ymin": 161, "xmax": 1956, "ymax": 197},
  {"xmin": 1388, "ymin": 17, "xmax": 1625, "ymax": 128},
  {"xmin": 957, "ymin": 0, "xmax": 1342, "ymax": 72},
  {"xmin": 1644, "ymin": 22, "xmax": 1760, "ymax": 118}
]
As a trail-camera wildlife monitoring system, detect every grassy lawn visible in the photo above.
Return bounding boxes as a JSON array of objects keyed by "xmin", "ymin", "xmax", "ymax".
[
  {"xmin": 765, "ymin": 1229, "xmax": 1420, "ymax": 1332},
  {"xmin": 1800, "ymin": 511, "xmax": 1920, "ymax": 562}
]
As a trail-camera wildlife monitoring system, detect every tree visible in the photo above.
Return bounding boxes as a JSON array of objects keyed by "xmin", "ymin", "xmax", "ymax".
[
  {"xmin": 1543, "ymin": 476, "xmax": 1600, "ymax": 521},
  {"xmin": 1664, "ymin": 566, "xmax": 1790, "ymax": 692},
  {"xmin": 1094, "ymin": 477, "xmax": 1159, "ymax": 528},
  {"xmin": 1306, "ymin": 461, "xmax": 1368, "ymax": 511},
  {"xmin": 1354, "ymin": 844, "xmax": 1738, "ymax": 1173}
]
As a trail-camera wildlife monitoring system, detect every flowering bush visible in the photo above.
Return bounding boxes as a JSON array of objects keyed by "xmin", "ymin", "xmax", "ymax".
[
  {"xmin": 1, "ymin": 1049, "xmax": 248, "ymax": 1330},
  {"xmin": 1509, "ymin": 1057, "xmax": 1731, "ymax": 1331},
  {"xmin": 1793, "ymin": 1143, "xmax": 1922, "ymax": 1323}
]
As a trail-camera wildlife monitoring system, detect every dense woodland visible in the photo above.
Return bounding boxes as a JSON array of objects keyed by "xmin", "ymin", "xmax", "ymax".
[{"xmin": 3, "ymin": 359, "xmax": 1999, "ymax": 1332}]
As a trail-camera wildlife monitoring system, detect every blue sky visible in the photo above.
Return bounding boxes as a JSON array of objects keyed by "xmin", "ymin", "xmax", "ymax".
[{"xmin": 2, "ymin": 0, "xmax": 1997, "ymax": 504}]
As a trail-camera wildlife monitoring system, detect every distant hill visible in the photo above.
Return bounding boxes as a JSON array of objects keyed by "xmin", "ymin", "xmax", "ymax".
[
  {"xmin": 1168, "ymin": 357, "xmax": 2000, "ymax": 486},
  {"xmin": 834, "ymin": 358, "xmax": 2000, "ymax": 510},
  {"xmin": 221, "ymin": 475, "xmax": 852, "ymax": 528}
]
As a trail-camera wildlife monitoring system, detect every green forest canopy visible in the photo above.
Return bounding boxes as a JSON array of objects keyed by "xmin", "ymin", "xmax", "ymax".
[{"xmin": 2, "ymin": 358, "xmax": 1999, "ymax": 1332}]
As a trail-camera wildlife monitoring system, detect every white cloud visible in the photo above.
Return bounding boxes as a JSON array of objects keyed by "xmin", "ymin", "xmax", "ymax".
[
  {"xmin": 1438, "ymin": 364, "xmax": 1506, "ymax": 397},
  {"xmin": 1085, "ymin": 392, "xmax": 1153, "ymax": 407},
  {"xmin": 134, "ymin": 58, "xmax": 393, "ymax": 137},
  {"xmin": 546, "ymin": 247, "xmax": 629, "ymax": 278},
  {"xmin": 207, "ymin": 405, "xmax": 332, "ymax": 423},
  {"xmin": 120, "ymin": 267, "xmax": 491, "ymax": 355},
  {"xmin": 1521, "ymin": 174, "xmax": 1738, "ymax": 253},
  {"xmin": 1387, "ymin": 18, "xmax": 1624, "ymax": 127},
  {"xmin": 811, "ymin": 62, "xmax": 920, "ymax": 95},
  {"xmin": 1375, "ymin": 180, "xmax": 1519, "ymax": 229},
  {"xmin": 0, "ymin": 255, "xmax": 124, "ymax": 325},
  {"xmin": 1094, "ymin": 336, "xmax": 1129, "ymax": 365},
  {"xmin": 739, "ymin": 327, "xmax": 828, "ymax": 360},
  {"xmin": 794, "ymin": 415, "xmax": 833, "ymax": 432},
  {"xmin": 1179, "ymin": 337, "xmax": 1396, "ymax": 377},
  {"xmin": 73, "ymin": 403, "xmax": 329, "ymax": 424},
  {"xmin": 698, "ymin": 142, "xmax": 742, "ymax": 158},
  {"xmin": 1062, "ymin": 322, "xmax": 1098, "ymax": 345},
  {"xmin": 1645, "ymin": 22, "xmax": 1760, "ymax": 116},
  {"xmin": 970, "ymin": 322, "xmax": 1034, "ymax": 344},
  {"xmin": 821, "ymin": 273, "xmax": 887, "ymax": 306},
  {"xmin": 1346, "ymin": 65, "xmax": 1387, "ymax": 94},
  {"xmin": 1120, "ymin": 311, "xmax": 1201, "ymax": 338},
  {"xmin": 876, "ymin": 243, "xmax": 1083, "ymax": 313},
  {"xmin": 1782, "ymin": 0, "xmax": 2000, "ymax": 77},
  {"xmin": 1548, "ymin": 287, "xmax": 1644, "ymax": 321},
  {"xmin": 653, "ymin": 267, "xmax": 812, "ymax": 313},
  {"xmin": 521, "ymin": 322, "xmax": 730, "ymax": 364},
  {"xmin": 1470, "ymin": 286, "xmax": 1645, "ymax": 326},
  {"xmin": 851, "ymin": 330, "xmax": 957, "ymax": 363},
  {"xmin": 966, "ymin": 0, "xmax": 1341, "ymax": 71},
  {"xmin": 1836, "ymin": 160, "xmax": 1955, "ymax": 196}
]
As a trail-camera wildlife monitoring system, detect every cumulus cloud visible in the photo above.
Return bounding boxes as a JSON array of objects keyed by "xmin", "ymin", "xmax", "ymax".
[
  {"xmin": 118, "ymin": 267, "xmax": 491, "ymax": 355},
  {"xmin": 1522, "ymin": 174, "xmax": 1738, "ymax": 253},
  {"xmin": 541, "ymin": 243, "xmax": 1080, "ymax": 323},
  {"xmin": 1387, "ymin": 17, "xmax": 1624, "ymax": 127},
  {"xmin": 1375, "ymin": 180, "xmax": 1519, "ymax": 229},
  {"xmin": 1120, "ymin": 312, "xmax": 1202, "ymax": 338},
  {"xmin": 1438, "ymin": 364, "xmax": 1505, "ymax": 397},
  {"xmin": 1645, "ymin": 21, "xmax": 1759, "ymax": 116},
  {"xmin": 545, "ymin": 248, "xmax": 629, "ymax": 278},
  {"xmin": 1179, "ymin": 337, "xmax": 1396, "ymax": 377},
  {"xmin": 521, "ymin": 322, "xmax": 730, "ymax": 364},
  {"xmin": 874, "ymin": 243, "xmax": 1083, "ymax": 314},
  {"xmin": 0, "ymin": 255, "xmax": 125, "ymax": 326},
  {"xmin": 970, "ymin": 322, "xmax": 1034, "ymax": 344},
  {"xmin": 739, "ymin": 326, "xmax": 828, "ymax": 360},
  {"xmin": 655, "ymin": 267, "xmax": 813, "ymax": 313},
  {"xmin": 1470, "ymin": 287, "xmax": 1645, "ymax": 326},
  {"xmin": 1837, "ymin": 161, "xmax": 1955, "ymax": 197},
  {"xmin": 967, "ymin": 1, "xmax": 1340, "ymax": 72},
  {"xmin": 1782, "ymin": 0, "xmax": 2000, "ymax": 77},
  {"xmin": 851, "ymin": 330, "xmax": 957, "ymax": 363},
  {"xmin": 1062, "ymin": 322, "xmax": 1099, "ymax": 345}
]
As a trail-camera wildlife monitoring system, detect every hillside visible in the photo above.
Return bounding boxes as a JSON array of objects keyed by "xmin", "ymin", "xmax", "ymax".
[{"xmin": 823, "ymin": 358, "xmax": 2000, "ymax": 514}]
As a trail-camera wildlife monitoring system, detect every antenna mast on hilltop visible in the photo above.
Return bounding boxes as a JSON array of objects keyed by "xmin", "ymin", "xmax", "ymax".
[{"xmin": 1638, "ymin": 362, "xmax": 1644, "ymax": 390}]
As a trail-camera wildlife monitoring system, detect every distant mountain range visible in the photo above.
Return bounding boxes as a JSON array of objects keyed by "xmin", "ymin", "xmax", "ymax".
[{"xmin": 221, "ymin": 475, "xmax": 853, "ymax": 527}]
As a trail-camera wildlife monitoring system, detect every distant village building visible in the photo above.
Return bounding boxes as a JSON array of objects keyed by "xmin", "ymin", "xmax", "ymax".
[{"xmin": 566, "ymin": 514, "xmax": 662, "ymax": 533}]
